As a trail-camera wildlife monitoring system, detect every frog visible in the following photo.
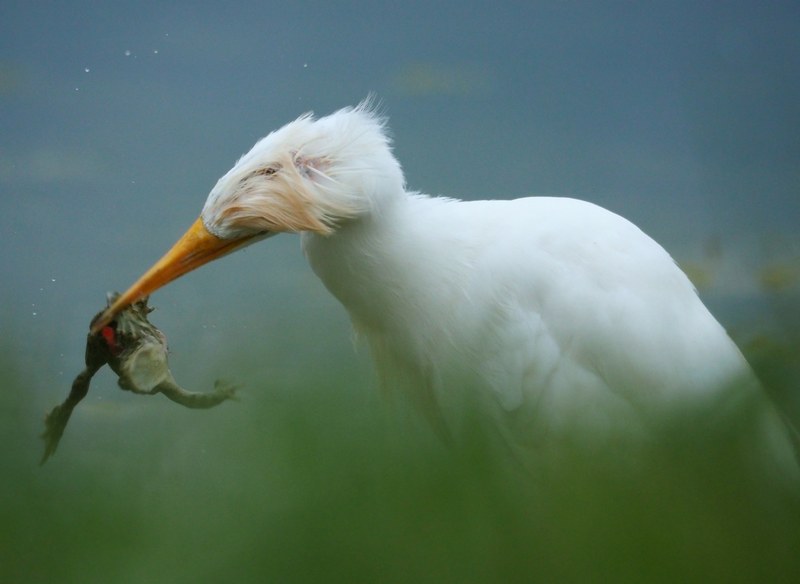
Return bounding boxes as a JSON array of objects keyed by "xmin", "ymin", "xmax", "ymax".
[{"xmin": 40, "ymin": 293, "xmax": 237, "ymax": 464}]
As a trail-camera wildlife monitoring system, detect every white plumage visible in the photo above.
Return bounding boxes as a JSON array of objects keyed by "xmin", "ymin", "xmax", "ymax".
[{"xmin": 97, "ymin": 101, "xmax": 798, "ymax": 473}]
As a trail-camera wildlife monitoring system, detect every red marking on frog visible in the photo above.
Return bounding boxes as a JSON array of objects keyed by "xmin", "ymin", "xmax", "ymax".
[{"xmin": 100, "ymin": 325, "xmax": 122, "ymax": 356}]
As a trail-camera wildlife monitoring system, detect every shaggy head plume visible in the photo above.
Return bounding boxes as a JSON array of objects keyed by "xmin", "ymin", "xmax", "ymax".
[{"xmin": 202, "ymin": 99, "xmax": 405, "ymax": 239}]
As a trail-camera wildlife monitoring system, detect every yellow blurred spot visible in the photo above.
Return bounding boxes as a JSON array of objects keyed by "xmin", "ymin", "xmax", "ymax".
[
  {"xmin": 680, "ymin": 261, "xmax": 715, "ymax": 291},
  {"xmin": 0, "ymin": 62, "xmax": 22, "ymax": 94},
  {"xmin": 759, "ymin": 261, "xmax": 800, "ymax": 292},
  {"xmin": 391, "ymin": 62, "xmax": 492, "ymax": 97}
]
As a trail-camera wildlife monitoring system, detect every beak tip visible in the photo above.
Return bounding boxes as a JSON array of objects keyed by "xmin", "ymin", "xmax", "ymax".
[{"xmin": 87, "ymin": 216, "xmax": 244, "ymax": 336}]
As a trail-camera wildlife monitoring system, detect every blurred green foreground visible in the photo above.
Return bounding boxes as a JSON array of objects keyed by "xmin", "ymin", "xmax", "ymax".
[{"xmin": 2, "ymin": 329, "xmax": 799, "ymax": 584}]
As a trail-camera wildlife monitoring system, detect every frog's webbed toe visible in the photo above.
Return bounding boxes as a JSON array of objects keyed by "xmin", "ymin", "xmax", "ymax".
[{"xmin": 41, "ymin": 402, "xmax": 72, "ymax": 464}]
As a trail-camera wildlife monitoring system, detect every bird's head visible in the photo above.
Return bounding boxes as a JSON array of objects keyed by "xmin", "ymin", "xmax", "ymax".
[{"xmin": 91, "ymin": 101, "xmax": 403, "ymax": 333}]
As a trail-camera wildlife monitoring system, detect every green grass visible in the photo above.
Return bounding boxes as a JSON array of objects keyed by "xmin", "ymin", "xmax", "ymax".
[{"xmin": 3, "ymin": 335, "xmax": 800, "ymax": 584}]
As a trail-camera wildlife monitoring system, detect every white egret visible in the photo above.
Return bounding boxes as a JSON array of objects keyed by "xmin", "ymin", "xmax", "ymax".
[{"xmin": 93, "ymin": 101, "xmax": 798, "ymax": 473}]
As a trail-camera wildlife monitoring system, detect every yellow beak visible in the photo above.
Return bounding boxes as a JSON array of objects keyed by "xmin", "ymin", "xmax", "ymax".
[{"xmin": 90, "ymin": 217, "xmax": 263, "ymax": 334}]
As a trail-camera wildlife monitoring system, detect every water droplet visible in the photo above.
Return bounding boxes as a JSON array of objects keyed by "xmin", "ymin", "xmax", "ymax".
[
  {"xmin": 124, "ymin": 50, "xmax": 132, "ymax": 57},
  {"xmin": 84, "ymin": 68, "xmax": 90, "ymax": 73}
]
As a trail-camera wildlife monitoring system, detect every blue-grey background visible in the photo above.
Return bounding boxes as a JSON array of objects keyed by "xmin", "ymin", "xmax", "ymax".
[{"xmin": 2, "ymin": 2, "xmax": 799, "ymax": 582}]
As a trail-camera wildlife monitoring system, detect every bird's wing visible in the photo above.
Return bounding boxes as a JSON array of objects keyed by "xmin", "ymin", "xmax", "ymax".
[{"xmin": 454, "ymin": 197, "xmax": 756, "ymax": 446}]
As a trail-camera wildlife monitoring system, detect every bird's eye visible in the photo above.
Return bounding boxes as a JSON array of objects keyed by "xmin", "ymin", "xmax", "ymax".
[{"xmin": 254, "ymin": 167, "xmax": 278, "ymax": 177}]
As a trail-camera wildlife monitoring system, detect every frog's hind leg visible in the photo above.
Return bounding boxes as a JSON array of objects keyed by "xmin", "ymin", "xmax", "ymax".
[
  {"xmin": 40, "ymin": 363, "xmax": 102, "ymax": 464},
  {"xmin": 157, "ymin": 379, "xmax": 238, "ymax": 409}
]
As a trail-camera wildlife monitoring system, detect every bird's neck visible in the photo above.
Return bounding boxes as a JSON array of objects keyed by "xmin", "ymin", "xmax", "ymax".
[{"xmin": 302, "ymin": 191, "xmax": 467, "ymax": 341}]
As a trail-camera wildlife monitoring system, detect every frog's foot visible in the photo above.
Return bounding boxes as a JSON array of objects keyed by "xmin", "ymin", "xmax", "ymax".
[
  {"xmin": 40, "ymin": 403, "xmax": 73, "ymax": 464},
  {"xmin": 213, "ymin": 379, "xmax": 240, "ymax": 402},
  {"xmin": 157, "ymin": 379, "xmax": 240, "ymax": 409}
]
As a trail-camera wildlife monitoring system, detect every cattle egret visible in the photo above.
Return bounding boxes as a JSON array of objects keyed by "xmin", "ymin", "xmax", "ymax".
[{"xmin": 93, "ymin": 101, "xmax": 798, "ymax": 472}]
